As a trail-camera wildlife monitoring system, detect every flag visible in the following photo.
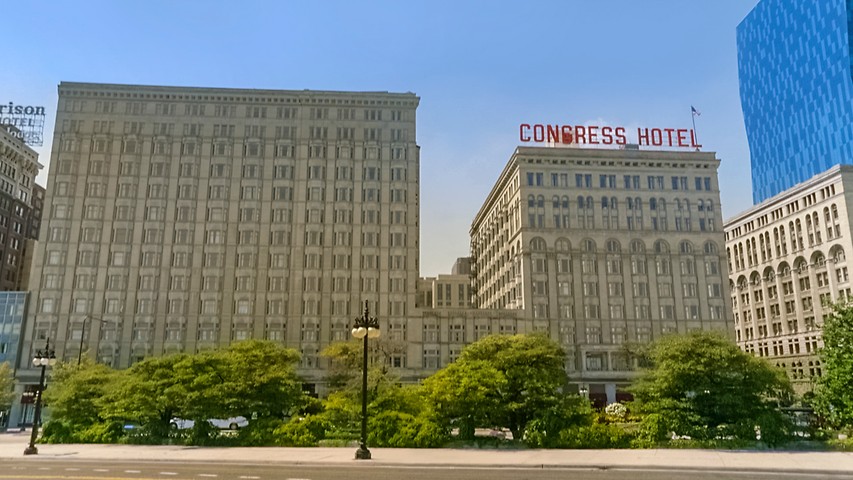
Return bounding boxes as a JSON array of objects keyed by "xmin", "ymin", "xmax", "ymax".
[{"xmin": 691, "ymin": 106, "xmax": 701, "ymax": 116}]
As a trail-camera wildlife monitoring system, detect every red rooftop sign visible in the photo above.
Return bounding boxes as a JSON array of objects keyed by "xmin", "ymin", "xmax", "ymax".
[{"xmin": 519, "ymin": 124, "xmax": 701, "ymax": 149}]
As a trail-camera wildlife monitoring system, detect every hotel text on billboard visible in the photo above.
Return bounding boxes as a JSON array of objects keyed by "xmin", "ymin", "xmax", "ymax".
[
  {"xmin": 0, "ymin": 102, "xmax": 46, "ymax": 147},
  {"xmin": 519, "ymin": 123, "xmax": 701, "ymax": 149}
]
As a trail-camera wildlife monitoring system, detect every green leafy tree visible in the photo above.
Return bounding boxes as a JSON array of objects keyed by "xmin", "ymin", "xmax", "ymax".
[
  {"xmin": 320, "ymin": 336, "xmax": 422, "ymax": 440},
  {"xmin": 321, "ymin": 337, "xmax": 407, "ymax": 390},
  {"xmin": 422, "ymin": 360, "xmax": 506, "ymax": 440},
  {"xmin": 215, "ymin": 340, "xmax": 304, "ymax": 420},
  {"xmin": 0, "ymin": 361, "xmax": 14, "ymax": 410},
  {"xmin": 631, "ymin": 331, "xmax": 793, "ymax": 445},
  {"xmin": 814, "ymin": 302, "xmax": 853, "ymax": 428},
  {"xmin": 42, "ymin": 359, "xmax": 118, "ymax": 428},
  {"xmin": 424, "ymin": 334, "xmax": 567, "ymax": 440},
  {"xmin": 100, "ymin": 354, "xmax": 192, "ymax": 439},
  {"xmin": 522, "ymin": 394, "xmax": 595, "ymax": 448}
]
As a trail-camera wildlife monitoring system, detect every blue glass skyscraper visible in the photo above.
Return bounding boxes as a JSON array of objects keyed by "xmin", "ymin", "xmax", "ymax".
[{"xmin": 738, "ymin": 0, "xmax": 853, "ymax": 203}]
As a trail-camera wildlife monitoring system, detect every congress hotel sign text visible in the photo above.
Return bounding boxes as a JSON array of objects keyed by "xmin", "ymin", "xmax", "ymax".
[{"xmin": 519, "ymin": 123, "xmax": 702, "ymax": 149}]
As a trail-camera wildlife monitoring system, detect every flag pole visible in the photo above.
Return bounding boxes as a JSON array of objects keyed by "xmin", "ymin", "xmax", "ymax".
[{"xmin": 691, "ymin": 106, "xmax": 700, "ymax": 151}]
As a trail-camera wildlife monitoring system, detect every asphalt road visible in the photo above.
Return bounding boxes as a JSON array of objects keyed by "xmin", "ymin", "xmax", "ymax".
[{"xmin": 2, "ymin": 461, "xmax": 853, "ymax": 480}]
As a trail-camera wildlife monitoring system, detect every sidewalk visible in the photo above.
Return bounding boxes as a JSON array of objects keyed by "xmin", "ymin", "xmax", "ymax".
[{"xmin": 2, "ymin": 430, "xmax": 853, "ymax": 474}]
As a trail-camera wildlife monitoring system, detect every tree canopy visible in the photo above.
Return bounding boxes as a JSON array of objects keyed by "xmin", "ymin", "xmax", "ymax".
[
  {"xmin": 45, "ymin": 340, "xmax": 305, "ymax": 443},
  {"xmin": 815, "ymin": 301, "xmax": 853, "ymax": 428},
  {"xmin": 0, "ymin": 361, "xmax": 14, "ymax": 409},
  {"xmin": 631, "ymin": 331, "xmax": 793, "ymax": 444},
  {"xmin": 423, "ymin": 333, "xmax": 567, "ymax": 440}
]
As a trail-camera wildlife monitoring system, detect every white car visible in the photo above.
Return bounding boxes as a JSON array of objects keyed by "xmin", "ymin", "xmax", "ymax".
[{"xmin": 170, "ymin": 416, "xmax": 248, "ymax": 430}]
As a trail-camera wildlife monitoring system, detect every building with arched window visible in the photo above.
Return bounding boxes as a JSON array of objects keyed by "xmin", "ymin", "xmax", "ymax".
[
  {"xmin": 469, "ymin": 146, "xmax": 732, "ymax": 405},
  {"xmin": 724, "ymin": 164, "xmax": 853, "ymax": 393}
]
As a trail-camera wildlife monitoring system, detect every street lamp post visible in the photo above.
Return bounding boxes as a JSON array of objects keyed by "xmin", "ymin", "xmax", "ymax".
[
  {"xmin": 23, "ymin": 339, "xmax": 56, "ymax": 455},
  {"xmin": 351, "ymin": 301, "xmax": 380, "ymax": 460}
]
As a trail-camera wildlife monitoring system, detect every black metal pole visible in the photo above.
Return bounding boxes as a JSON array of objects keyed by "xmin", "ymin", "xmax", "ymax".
[
  {"xmin": 354, "ymin": 301, "xmax": 372, "ymax": 460},
  {"xmin": 356, "ymin": 332, "xmax": 370, "ymax": 459},
  {"xmin": 77, "ymin": 315, "xmax": 87, "ymax": 365},
  {"xmin": 23, "ymin": 363, "xmax": 46, "ymax": 455}
]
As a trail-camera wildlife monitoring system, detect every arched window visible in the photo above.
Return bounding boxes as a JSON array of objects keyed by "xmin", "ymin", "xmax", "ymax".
[
  {"xmin": 654, "ymin": 240, "xmax": 669, "ymax": 254},
  {"xmin": 630, "ymin": 240, "xmax": 645, "ymax": 253},
  {"xmin": 704, "ymin": 241, "xmax": 718, "ymax": 254},
  {"xmin": 606, "ymin": 239, "xmax": 621, "ymax": 253},
  {"xmin": 582, "ymin": 239, "xmax": 596, "ymax": 252},
  {"xmin": 679, "ymin": 241, "xmax": 693, "ymax": 254},
  {"xmin": 530, "ymin": 237, "xmax": 547, "ymax": 251}
]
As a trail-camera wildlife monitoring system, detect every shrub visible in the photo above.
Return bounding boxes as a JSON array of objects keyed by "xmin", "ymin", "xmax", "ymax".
[
  {"xmin": 635, "ymin": 413, "xmax": 670, "ymax": 445},
  {"xmin": 41, "ymin": 420, "xmax": 75, "ymax": 444},
  {"xmin": 77, "ymin": 421, "xmax": 125, "ymax": 443},
  {"xmin": 368, "ymin": 411, "xmax": 448, "ymax": 448},
  {"xmin": 274, "ymin": 415, "xmax": 330, "ymax": 447},
  {"xmin": 236, "ymin": 418, "xmax": 285, "ymax": 446},
  {"xmin": 558, "ymin": 422, "xmax": 634, "ymax": 449}
]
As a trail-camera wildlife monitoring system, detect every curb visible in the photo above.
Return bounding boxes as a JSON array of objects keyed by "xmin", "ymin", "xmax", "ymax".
[{"xmin": 3, "ymin": 455, "xmax": 853, "ymax": 476}]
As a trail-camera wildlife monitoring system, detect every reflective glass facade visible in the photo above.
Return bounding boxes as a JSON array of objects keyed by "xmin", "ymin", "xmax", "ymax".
[
  {"xmin": 0, "ymin": 292, "xmax": 27, "ymax": 368},
  {"xmin": 738, "ymin": 0, "xmax": 853, "ymax": 203}
]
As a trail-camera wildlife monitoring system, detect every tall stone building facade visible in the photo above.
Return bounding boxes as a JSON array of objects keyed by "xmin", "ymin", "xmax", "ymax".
[
  {"xmin": 470, "ymin": 146, "xmax": 732, "ymax": 404},
  {"xmin": 724, "ymin": 165, "xmax": 853, "ymax": 393},
  {"xmin": 22, "ymin": 82, "xmax": 420, "ymax": 390},
  {"xmin": 0, "ymin": 126, "xmax": 44, "ymax": 290}
]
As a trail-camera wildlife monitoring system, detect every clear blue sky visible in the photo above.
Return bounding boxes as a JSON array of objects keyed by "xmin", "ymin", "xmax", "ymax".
[{"xmin": 3, "ymin": 0, "xmax": 759, "ymax": 277}]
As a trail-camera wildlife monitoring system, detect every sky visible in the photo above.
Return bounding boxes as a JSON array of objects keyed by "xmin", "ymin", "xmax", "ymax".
[{"xmin": 2, "ymin": 0, "xmax": 759, "ymax": 277}]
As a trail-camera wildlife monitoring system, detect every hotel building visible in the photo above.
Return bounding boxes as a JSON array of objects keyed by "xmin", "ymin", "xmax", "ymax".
[
  {"xmin": 724, "ymin": 165, "xmax": 853, "ymax": 393},
  {"xmin": 21, "ymin": 82, "xmax": 420, "ymax": 392},
  {"xmin": 470, "ymin": 146, "xmax": 732, "ymax": 404},
  {"xmin": 0, "ymin": 126, "xmax": 44, "ymax": 291}
]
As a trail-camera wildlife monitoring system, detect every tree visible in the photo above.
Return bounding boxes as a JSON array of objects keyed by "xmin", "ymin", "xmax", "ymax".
[
  {"xmin": 631, "ymin": 331, "xmax": 793, "ymax": 445},
  {"xmin": 100, "ymin": 342, "xmax": 305, "ymax": 443},
  {"xmin": 321, "ymin": 337, "xmax": 407, "ymax": 390},
  {"xmin": 814, "ymin": 301, "xmax": 853, "ymax": 428},
  {"xmin": 319, "ymin": 336, "xmax": 419, "ymax": 439},
  {"xmin": 424, "ymin": 334, "xmax": 567, "ymax": 440},
  {"xmin": 0, "ymin": 361, "xmax": 14, "ymax": 410},
  {"xmin": 215, "ymin": 340, "xmax": 304, "ymax": 420},
  {"xmin": 100, "ymin": 354, "xmax": 193, "ymax": 439},
  {"xmin": 42, "ymin": 359, "xmax": 118, "ymax": 427},
  {"xmin": 422, "ymin": 360, "xmax": 507, "ymax": 439}
]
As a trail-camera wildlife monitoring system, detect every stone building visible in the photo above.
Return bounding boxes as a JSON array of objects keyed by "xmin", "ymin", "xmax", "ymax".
[
  {"xmin": 724, "ymin": 165, "xmax": 853, "ymax": 393},
  {"xmin": 470, "ymin": 145, "xmax": 732, "ymax": 404},
  {"xmin": 21, "ymin": 82, "xmax": 420, "ymax": 393}
]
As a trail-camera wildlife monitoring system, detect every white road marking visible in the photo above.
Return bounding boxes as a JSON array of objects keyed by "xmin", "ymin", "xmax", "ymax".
[
  {"xmin": 37, "ymin": 467, "xmax": 50, "ymax": 470},
  {"xmin": 65, "ymin": 468, "xmax": 80, "ymax": 471},
  {"xmin": 125, "ymin": 470, "xmax": 142, "ymax": 473},
  {"xmin": 94, "ymin": 469, "xmax": 109, "ymax": 472}
]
